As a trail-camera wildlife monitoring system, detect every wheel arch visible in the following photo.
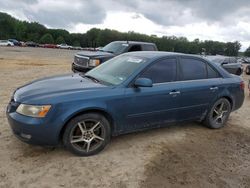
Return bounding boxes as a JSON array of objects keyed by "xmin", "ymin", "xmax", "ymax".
[
  {"xmin": 58, "ymin": 108, "xmax": 115, "ymax": 142},
  {"xmin": 219, "ymin": 95, "xmax": 234, "ymax": 110}
]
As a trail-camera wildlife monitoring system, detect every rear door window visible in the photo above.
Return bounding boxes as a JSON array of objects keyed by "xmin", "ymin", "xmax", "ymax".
[
  {"xmin": 179, "ymin": 58, "xmax": 207, "ymax": 81},
  {"xmin": 207, "ymin": 64, "xmax": 220, "ymax": 78}
]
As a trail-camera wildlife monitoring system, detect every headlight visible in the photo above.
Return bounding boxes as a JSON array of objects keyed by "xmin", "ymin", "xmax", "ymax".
[
  {"xmin": 16, "ymin": 104, "xmax": 51, "ymax": 118},
  {"xmin": 89, "ymin": 59, "xmax": 100, "ymax": 67}
]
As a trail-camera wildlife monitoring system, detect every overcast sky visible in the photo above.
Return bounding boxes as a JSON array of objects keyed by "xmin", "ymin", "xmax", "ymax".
[{"xmin": 1, "ymin": 0, "xmax": 250, "ymax": 50}]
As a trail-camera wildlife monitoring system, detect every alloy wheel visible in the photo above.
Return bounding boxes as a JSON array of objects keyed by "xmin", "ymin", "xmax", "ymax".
[
  {"xmin": 212, "ymin": 101, "xmax": 229, "ymax": 125},
  {"xmin": 70, "ymin": 119, "xmax": 105, "ymax": 153}
]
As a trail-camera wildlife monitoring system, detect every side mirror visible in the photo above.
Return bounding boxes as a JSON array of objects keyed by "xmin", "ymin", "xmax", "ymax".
[{"xmin": 134, "ymin": 78, "xmax": 153, "ymax": 87}]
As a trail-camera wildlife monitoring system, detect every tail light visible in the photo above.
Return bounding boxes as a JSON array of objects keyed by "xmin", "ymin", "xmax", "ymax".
[{"xmin": 240, "ymin": 81, "xmax": 245, "ymax": 90}]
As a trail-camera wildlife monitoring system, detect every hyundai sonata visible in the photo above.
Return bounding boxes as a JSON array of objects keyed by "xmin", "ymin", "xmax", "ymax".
[{"xmin": 7, "ymin": 52, "xmax": 245, "ymax": 156}]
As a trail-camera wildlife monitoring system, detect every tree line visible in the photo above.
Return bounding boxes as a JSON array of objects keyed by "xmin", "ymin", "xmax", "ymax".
[{"xmin": 0, "ymin": 12, "xmax": 248, "ymax": 56}]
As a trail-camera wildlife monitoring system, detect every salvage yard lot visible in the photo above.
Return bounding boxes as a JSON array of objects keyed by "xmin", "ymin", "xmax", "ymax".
[{"xmin": 1, "ymin": 47, "xmax": 250, "ymax": 188}]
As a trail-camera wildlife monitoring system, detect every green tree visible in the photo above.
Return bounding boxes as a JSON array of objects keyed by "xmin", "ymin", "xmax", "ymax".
[
  {"xmin": 55, "ymin": 36, "xmax": 65, "ymax": 44},
  {"xmin": 244, "ymin": 46, "xmax": 250, "ymax": 57},
  {"xmin": 73, "ymin": 40, "xmax": 80, "ymax": 46},
  {"xmin": 0, "ymin": 11, "xmax": 243, "ymax": 56},
  {"xmin": 224, "ymin": 41, "xmax": 241, "ymax": 56},
  {"xmin": 86, "ymin": 28, "xmax": 101, "ymax": 47},
  {"xmin": 39, "ymin": 33, "xmax": 54, "ymax": 44}
]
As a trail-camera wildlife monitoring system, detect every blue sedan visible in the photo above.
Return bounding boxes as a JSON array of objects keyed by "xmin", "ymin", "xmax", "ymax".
[{"xmin": 7, "ymin": 52, "xmax": 245, "ymax": 156}]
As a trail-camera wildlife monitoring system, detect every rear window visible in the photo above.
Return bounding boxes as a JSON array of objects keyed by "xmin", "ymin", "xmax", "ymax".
[{"xmin": 142, "ymin": 44, "xmax": 156, "ymax": 51}]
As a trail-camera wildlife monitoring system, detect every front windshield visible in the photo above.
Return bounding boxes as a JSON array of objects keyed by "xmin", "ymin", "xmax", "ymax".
[
  {"xmin": 101, "ymin": 42, "xmax": 129, "ymax": 54},
  {"xmin": 85, "ymin": 55, "xmax": 148, "ymax": 85}
]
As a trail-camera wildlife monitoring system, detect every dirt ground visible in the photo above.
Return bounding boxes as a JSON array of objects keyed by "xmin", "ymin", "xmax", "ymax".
[{"xmin": 0, "ymin": 47, "xmax": 250, "ymax": 188}]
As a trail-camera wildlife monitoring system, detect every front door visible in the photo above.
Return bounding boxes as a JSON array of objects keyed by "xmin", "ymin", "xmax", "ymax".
[{"xmin": 122, "ymin": 58, "xmax": 181, "ymax": 131}]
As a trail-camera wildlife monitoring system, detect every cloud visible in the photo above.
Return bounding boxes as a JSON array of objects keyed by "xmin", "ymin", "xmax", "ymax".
[
  {"xmin": 1, "ymin": 0, "xmax": 250, "ymax": 27},
  {"xmin": 0, "ymin": 0, "xmax": 250, "ymax": 50},
  {"xmin": 0, "ymin": 0, "xmax": 106, "ymax": 28}
]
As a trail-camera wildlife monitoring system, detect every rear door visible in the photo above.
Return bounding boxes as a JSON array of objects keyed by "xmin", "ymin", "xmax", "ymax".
[{"xmin": 177, "ymin": 57, "xmax": 222, "ymax": 121}]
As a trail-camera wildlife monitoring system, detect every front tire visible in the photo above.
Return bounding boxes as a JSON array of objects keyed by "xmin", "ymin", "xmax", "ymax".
[
  {"xmin": 63, "ymin": 113, "xmax": 111, "ymax": 156},
  {"xmin": 204, "ymin": 98, "xmax": 231, "ymax": 129}
]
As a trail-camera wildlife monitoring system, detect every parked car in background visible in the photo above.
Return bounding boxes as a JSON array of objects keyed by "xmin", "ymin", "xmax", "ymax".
[
  {"xmin": 42, "ymin": 44, "xmax": 57, "ymax": 48},
  {"xmin": 205, "ymin": 55, "xmax": 243, "ymax": 75},
  {"xmin": 57, "ymin": 43, "xmax": 72, "ymax": 49},
  {"xmin": 0, "ymin": 40, "xmax": 14, "ymax": 46},
  {"xmin": 72, "ymin": 41, "xmax": 158, "ymax": 73},
  {"xmin": 246, "ymin": 65, "xmax": 250, "ymax": 75},
  {"xmin": 242, "ymin": 57, "xmax": 250, "ymax": 64},
  {"xmin": 8, "ymin": 39, "xmax": 21, "ymax": 46},
  {"xmin": 20, "ymin": 41, "xmax": 26, "ymax": 47},
  {"xmin": 25, "ymin": 41, "xmax": 39, "ymax": 47},
  {"xmin": 72, "ymin": 46, "xmax": 83, "ymax": 50},
  {"xmin": 248, "ymin": 80, "xmax": 250, "ymax": 95},
  {"xmin": 7, "ymin": 52, "xmax": 244, "ymax": 156}
]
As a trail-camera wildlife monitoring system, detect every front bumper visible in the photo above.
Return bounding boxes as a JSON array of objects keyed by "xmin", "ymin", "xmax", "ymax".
[
  {"xmin": 6, "ymin": 104, "xmax": 61, "ymax": 146},
  {"xmin": 72, "ymin": 63, "xmax": 92, "ymax": 73}
]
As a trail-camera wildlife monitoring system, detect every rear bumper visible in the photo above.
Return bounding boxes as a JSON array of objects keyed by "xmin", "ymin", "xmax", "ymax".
[
  {"xmin": 232, "ymin": 90, "xmax": 245, "ymax": 111},
  {"xmin": 72, "ymin": 63, "xmax": 91, "ymax": 73}
]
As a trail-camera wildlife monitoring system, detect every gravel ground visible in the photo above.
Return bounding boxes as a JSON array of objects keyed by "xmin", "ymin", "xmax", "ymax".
[{"xmin": 0, "ymin": 47, "xmax": 250, "ymax": 188}]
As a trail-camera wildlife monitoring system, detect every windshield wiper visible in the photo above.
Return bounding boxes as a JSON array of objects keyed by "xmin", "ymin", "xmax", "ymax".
[{"xmin": 81, "ymin": 74, "xmax": 100, "ymax": 83}]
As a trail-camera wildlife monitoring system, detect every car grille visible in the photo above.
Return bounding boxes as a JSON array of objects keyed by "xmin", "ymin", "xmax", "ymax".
[{"xmin": 74, "ymin": 55, "xmax": 89, "ymax": 67}]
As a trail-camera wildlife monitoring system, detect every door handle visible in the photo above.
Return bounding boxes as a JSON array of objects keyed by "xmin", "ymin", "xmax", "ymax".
[
  {"xmin": 169, "ymin": 91, "xmax": 181, "ymax": 95},
  {"xmin": 210, "ymin": 86, "xmax": 218, "ymax": 90}
]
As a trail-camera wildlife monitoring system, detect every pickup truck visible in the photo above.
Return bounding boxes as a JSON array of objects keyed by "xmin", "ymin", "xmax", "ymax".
[{"xmin": 72, "ymin": 41, "xmax": 158, "ymax": 72}]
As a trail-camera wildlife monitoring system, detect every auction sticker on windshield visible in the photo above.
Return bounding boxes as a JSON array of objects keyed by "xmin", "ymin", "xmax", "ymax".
[{"xmin": 127, "ymin": 58, "xmax": 144, "ymax": 63}]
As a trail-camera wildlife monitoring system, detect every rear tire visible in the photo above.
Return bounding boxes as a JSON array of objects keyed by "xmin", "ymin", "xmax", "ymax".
[
  {"xmin": 236, "ymin": 68, "xmax": 242, "ymax": 75},
  {"xmin": 204, "ymin": 98, "xmax": 231, "ymax": 129},
  {"xmin": 246, "ymin": 66, "xmax": 250, "ymax": 75},
  {"xmin": 63, "ymin": 113, "xmax": 111, "ymax": 156}
]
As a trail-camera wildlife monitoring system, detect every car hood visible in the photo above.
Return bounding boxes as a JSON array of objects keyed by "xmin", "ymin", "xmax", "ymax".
[
  {"xmin": 14, "ymin": 74, "xmax": 107, "ymax": 103},
  {"xmin": 76, "ymin": 50, "xmax": 114, "ymax": 58}
]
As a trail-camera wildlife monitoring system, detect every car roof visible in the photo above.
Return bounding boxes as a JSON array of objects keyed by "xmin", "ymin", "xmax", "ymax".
[
  {"xmin": 124, "ymin": 51, "xmax": 202, "ymax": 59},
  {"xmin": 205, "ymin": 55, "xmax": 235, "ymax": 60},
  {"xmin": 112, "ymin": 41, "xmax": 156, "ymax": 45}
]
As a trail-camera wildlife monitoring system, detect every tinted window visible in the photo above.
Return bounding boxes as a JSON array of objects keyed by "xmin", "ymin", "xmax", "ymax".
[
  {"xmin": 207, "ymin": 64, "xmax": 220, "ymax": 78},
  {"xmin": 179, "ymin": 58, "xmax": 207, "ymax": 80},
  {"xmin": 128, "ymin": 45, "xmax": 142, "ymax": 52},
  {"xmin": 143, "ymin": 45, "xmax": 155, "ymax": 51},
  {"xmin": 140, "ymin": 58, "xmax": 177, "ymax": 83},
  {"xmin": 101, "ymin": 42, "xmax": 128, "ymax": 54}
]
